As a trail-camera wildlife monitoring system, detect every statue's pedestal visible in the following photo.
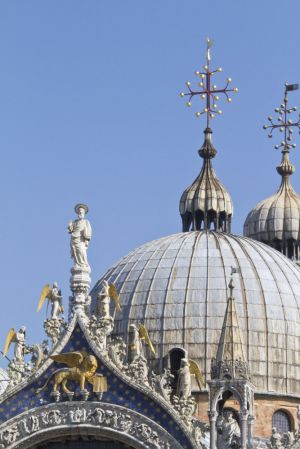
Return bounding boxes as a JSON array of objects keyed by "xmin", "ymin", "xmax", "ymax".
[{"xmin": 70, "ymin": 266, "xmax": 91, "ymax": 315}]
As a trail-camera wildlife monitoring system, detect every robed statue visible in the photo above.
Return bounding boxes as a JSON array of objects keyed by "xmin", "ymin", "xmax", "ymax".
[{"xmin": 68, "ymin": 203, "xmax": 92, "ymax": 269}]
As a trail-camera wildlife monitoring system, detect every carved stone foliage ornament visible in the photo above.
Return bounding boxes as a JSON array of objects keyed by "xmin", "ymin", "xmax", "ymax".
[
  {"xmin": 43, "ymin": 318, "xmax": 66, "ymax": 348},
  {"xmin": 0, "ymin": 403, "xmax": 181, "ymax": 449},
  {"xmin": 172, "ymin": 395, "xmax": 197, "ymax": 429},
  {"xmin": 149, "ymin": 369, "xmax": 174, "ymax": 403}
]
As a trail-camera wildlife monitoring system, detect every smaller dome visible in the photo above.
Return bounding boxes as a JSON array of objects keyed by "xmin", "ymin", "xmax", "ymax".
[
  {"xmin": 180, "ymin": 128, "xmax": 233, "ymax": 233},
  {"xmin": 244, "ymin": 151, "xmax": 300, "ymax": 260}
]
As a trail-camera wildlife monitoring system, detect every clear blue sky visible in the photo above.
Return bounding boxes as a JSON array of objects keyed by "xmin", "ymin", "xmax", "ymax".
[{"xmin": 1, "ymin": 1, "xmax": 300, "ymax": 365}]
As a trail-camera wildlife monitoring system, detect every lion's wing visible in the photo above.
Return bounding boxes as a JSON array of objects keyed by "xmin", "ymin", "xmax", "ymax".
[{"xmin": 50, "ymin": 351, "xmax": 84, "ymax": 367}]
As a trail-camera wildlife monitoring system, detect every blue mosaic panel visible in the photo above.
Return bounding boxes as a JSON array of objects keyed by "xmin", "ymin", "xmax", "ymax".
[{"xmin": 0, "ymin": 326, "xmax": 193, "ymax": 449}]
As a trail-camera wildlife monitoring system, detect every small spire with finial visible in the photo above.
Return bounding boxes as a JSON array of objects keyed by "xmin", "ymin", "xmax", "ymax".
[{"xmin": 179, "ymin": 38, "xmax": 238, "ymax": 128}]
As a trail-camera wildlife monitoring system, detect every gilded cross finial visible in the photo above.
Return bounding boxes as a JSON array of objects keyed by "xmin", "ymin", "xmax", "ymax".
[
  {"xmin": 180, "ymin": 38, "xmax": 238, "ymax": 128},
  {"xmin": 263, "ymin": 83, "xmax": 300, "ymax": 152}
]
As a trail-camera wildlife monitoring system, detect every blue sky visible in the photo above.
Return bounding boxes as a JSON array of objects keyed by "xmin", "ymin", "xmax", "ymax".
[{"xmin": 0, "ymin": 1, "xmax": 300, "ymax": 364}]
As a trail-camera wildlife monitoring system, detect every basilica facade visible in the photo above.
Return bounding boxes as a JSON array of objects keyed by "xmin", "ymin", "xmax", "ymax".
[{"xmin": 1, "ymin": 42, "xmax": 300, "ymax": 449}]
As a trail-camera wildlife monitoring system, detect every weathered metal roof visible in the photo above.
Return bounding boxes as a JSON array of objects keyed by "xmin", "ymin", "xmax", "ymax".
[
  {"xmin": 179, "ymin": 128, "xmax": 233, "ymax": 233},
  {"xmin": 91, "ymin": 230, "xmax": 300, "ymax": 396},
  {"xmin": 244, "ymin": 151, "xmax": 300, "ymax": 259}
]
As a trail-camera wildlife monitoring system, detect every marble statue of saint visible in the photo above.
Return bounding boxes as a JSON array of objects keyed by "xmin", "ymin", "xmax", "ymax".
[
  {"xmin": 48, "ymin": 282, "xmax": 64, "ymax": 320},
  {"xmin": 217, "ymin": 411, "xmax": 241, "ymax": 449},
  {"xmin": 176, "ymin": 358, "xmax": 192, "ymax": 399},
  {"xmin": 68, "ymin": 203, "xmax": 92, "ymax": 269}
]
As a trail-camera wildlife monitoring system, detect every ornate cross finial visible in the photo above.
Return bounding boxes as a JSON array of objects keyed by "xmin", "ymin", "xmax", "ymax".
[
  {"xmin": 263, "ymin": 83, "xmax": 300, "ymax": 152},
  {"xmin": 180, "ymin": 38, "xmax": 238, "ymax": 128}
]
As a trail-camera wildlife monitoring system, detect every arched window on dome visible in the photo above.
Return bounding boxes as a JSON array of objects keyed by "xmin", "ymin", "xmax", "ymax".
[
  {"xmin": 272, "ymin": 410, "xmax": 292, "ymax": 434},
  {"xmin": 169, "ymin": 348, "xmax": 187, "ymax": 391}
]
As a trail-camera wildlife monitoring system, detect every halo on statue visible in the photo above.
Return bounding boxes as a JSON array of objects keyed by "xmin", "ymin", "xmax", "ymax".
[{"xmin": 74, "ymin": 203, "xmax": 89, "ymax": 214}]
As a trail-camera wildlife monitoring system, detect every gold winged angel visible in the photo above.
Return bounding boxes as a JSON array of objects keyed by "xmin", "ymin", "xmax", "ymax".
[
  {"xmin": 128, "ymin": 323, "xmax": 155, "ymax": 363},
  {"xmin": 97, "ymin": 280, "xmax": 121, "ymax": 319},
  {"xmin": 3, "ymin": 326, "xmax": 28, "ymax": 363},
  {"xmin": 177, "ymin": 358, "xmax": 204, "ymax": 400},
  {"xmin": 37, "ymin": 350, "xmax": 107, "ymax": 394},
  {"xmin": 37, "ymin": 283, "xmax": 64, "ymax": 320}
]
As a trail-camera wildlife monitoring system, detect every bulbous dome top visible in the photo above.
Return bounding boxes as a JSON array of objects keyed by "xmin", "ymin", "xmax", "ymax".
[
  {"xmin": 180, "ymin": 128, "xmax": 233, "ymax": 233},
  {"xmin": 244, "ymin": 151, "xmax": 300, "ymax": 260},
  {"xmin": 91, "ymin": 230, "xmax": 300, "ymax": 396}
]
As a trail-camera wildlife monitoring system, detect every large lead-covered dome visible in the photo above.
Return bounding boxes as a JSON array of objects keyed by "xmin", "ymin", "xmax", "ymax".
[{"xmin": 91, "ymin": 230, "xmax": 300, "ymax": 396}]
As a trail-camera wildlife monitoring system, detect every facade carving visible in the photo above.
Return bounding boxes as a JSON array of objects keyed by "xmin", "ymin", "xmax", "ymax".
[
  {"xmin": 0, "ymin": 403, "xmax": 182, "ymax": 449},
  {"xmin": 43, "ymin": 318, "xmax": 66, "ymax": 348}
]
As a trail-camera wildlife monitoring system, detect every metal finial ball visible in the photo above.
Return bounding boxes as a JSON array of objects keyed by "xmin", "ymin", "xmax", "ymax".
[
  {"xmin": 179, "ymin": 92, "xmax": 185, "ymax": 97},
  {"xmin": 195, "ymin": 112, "xmax": 201, "ymax": 117},
  {"xmin": 263, "ymin": 125, "xmax": 268, "ymax": 129},
  {"xmin": 186, "ymin": 101, "xmax": 192, "ymax": 107},
  {"xmin": 186, "ymin": 81, "xmax": 191, "ymax": 87}
]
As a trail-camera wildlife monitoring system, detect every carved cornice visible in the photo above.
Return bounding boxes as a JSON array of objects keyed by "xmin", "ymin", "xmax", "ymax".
[{"xmin": 0, "ymin": 402, "xmax": 182, "ymax": 449}]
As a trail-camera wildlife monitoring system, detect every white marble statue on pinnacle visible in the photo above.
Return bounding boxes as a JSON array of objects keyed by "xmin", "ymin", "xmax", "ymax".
[
  {"xmin": 68, "ymin": 204, "xmax": 92, "ymax": 308},
  {"xmin": 68, "ymin": 203, "xmax": 92, "ymax": 271}
]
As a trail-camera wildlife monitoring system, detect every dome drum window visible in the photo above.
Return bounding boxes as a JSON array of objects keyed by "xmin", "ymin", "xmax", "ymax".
[{"xmin": 272, "ymin": 410, "xmax": 292, "ymax": 434}]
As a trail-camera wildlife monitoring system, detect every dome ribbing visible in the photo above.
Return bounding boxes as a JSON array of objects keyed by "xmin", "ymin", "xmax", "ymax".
[{"xmin": 91, "ymin": 230, "xmax": 300, "ymax": 396}]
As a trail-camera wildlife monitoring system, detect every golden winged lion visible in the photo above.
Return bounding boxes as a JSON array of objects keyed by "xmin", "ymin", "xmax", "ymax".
[{"xmin": 36, "ymin": 351, "xmax": 107, "ymax": 395}]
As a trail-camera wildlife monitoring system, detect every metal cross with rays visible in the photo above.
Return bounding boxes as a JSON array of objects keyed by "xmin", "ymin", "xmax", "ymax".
[
  {"xmin": 180, "ymin": 38, "xmax": 238, "ymax": 128},
  {"xmin": 263, "ymin": 83, "xmax": 300, "ymax": 151}
]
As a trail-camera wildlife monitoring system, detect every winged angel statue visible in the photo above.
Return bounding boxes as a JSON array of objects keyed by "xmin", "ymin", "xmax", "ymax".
[
  {"xmin": 177, "ymin": 358, "xmax": 204, "ymax": 399},
  {"xmin": 3, "ymin": 327, "xmax": 29, "ymax": 363},
  {"xmin": 37, "ymin": 283, "xmax": 64, "ymax": 320},
  {"xmin": 37, "ymin": 351, "xmax": 107, "ymax": 395},
  {"xmin": 97, "ymin": 280, "xmax": 121, "ymax": 319},
  {"xmin": 128, "ymin": 323, "xmax": 155, "ymax": 363}
]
